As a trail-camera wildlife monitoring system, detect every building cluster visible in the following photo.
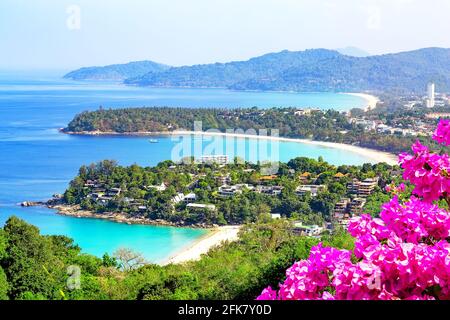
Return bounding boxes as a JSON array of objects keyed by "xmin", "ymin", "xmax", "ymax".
[
  {"xmin": 84, "ymin": 180, "xmax": 148, "ymax": 212},
  {"xmin": 348, "ymin": 83, "xmax": 449, "ymax": 138},
  {"xmin": 402, "ymin": 82, "xmax": 449, "ymax": 109},
  {"xmin": 333, "ymin": 177, "xmax": 379, "ymax": 228},
  {"xmin": 197, "ymin": 155, "xmax": 229, "ymax": 166},
  {"xmin": 349, "ymin": 117, "xmax": 430, "ymax": 137}
]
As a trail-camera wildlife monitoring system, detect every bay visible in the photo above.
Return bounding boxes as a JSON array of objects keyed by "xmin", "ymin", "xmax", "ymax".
[{"xmin": 0, "ymin": 71, "xmax": 370, "ymax": 262}]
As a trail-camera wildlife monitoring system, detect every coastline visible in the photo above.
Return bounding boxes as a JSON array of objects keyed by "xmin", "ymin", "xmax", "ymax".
[
  {"xmin": 46, "ymin": 204, "xmax": 241, "ymax": 265},
  {"xmin": 63, "ymin": 129, "xmax": 397, "ymax": 165},
  {"xmin": 48, "ymin": 204, "xmax": 217, "ymax": 228},
  {"xmin": 343, "ymin": 92, "xmax": 379, "ymax": 111},
  {"xmin": 162, "ymin": 225, "xmax": 241, "ymax": 265}
]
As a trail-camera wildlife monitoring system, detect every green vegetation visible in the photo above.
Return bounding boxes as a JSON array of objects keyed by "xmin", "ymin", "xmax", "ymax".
[
  {"xmin": 62, "ymin": 158, "xmax": 401, "ymax": 226},
  {"xmin": 64, "ymin": 60, "xmax": 170, "ymax": 81},
  {"xmin": 0, "ymin": 217, "xmax": 354, "ymax": 300}
]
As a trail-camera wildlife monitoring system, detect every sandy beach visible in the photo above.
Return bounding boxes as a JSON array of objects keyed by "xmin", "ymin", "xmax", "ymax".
[
  {"xmin": 163, "ymin": 226, "xmax": 241, "ymax": 265},
  {"xmin": 168, "ymin": 130, "xmax": 397, "ymax": 165},
  {"xmin": 344, "ymin": 92, "xmax": 380, "ymax": 111}
]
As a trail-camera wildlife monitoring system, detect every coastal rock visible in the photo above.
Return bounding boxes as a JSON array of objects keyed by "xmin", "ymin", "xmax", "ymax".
[{"xmin": 20, "ymin": 201, "xmax": 45, "ymax": 207}]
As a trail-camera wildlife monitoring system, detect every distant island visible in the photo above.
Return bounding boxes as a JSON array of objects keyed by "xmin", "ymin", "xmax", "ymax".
[
  {"xmin": 63, "ymin": 60, "xmax": 170, "ymax": 81},
  {"xmin": 64, "ymin": 48, "xmax": 450, "ymax": 93}
]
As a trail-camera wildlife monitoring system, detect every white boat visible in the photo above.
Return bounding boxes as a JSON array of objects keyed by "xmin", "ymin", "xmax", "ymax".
[{"xmin": 149, "ymin": 139, "xmax": 159, "ymax": 143}]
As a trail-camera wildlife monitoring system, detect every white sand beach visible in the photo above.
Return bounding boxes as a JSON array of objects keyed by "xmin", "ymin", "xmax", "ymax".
[
  {"xmin": 170, "ymin": 130, "xmax": 398, "ymax": 165},
  {"xmin": 344, "ymin": 92, "xmax": 380, "ymax": 111},
  {"xmin": 163, "ymin": 226, "xmax": 241, "ymax": 265},
  {"xmin": 67, "ymin": 128, "xmax": 398, "ymax": 165}
]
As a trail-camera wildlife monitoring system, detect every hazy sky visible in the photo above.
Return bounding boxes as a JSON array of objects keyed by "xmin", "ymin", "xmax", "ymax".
[{"xmin": 1, "ymin": 0, "xmax": 450, "ymax": 70}]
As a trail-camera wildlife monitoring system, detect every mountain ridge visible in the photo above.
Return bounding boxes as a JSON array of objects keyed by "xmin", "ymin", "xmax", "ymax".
[
  {"xmin": 64, "ymin": 60, "xmax": 170, "ymax": 81},
  {"xmin": 65, "ymin": 48, "xmax": 450, "ymax": 93}
]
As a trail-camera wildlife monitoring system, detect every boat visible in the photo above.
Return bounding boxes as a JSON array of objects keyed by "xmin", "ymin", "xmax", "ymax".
[{"xmin": 149, "ymin": 139, "xmax": 159, "ymax": 143}]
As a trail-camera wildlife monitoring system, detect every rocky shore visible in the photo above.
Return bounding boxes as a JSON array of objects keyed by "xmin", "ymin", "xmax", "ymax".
[{"xmin": 20, "ymin": 200, "xmax": 219, "ymax": 229}]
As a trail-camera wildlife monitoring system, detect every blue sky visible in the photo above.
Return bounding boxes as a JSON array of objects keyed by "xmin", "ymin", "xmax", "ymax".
[{"xmin": 1, "ymin": 0, "xmax": 450, "ymax": 70}]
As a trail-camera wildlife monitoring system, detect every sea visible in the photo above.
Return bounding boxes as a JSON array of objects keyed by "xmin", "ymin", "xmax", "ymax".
[{"xmin": 0, "ymin": 70, "xmax": 371, "ymax": 263}]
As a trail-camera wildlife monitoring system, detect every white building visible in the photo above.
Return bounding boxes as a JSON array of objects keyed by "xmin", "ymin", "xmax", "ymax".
[
  {"xmin": 171, "ymin": 193, "xmax": 185, "ymax": 204},
  {"xmin": 198, "ymin": 155, "xmax": 229, "ymax": 165},
  {"xmin": 295, "ymin": 185, "xmax": 326, "ymax": 197},
  {"xmin": 256, "ymin": 185, "xmax": 283, "ymax": 196},
  {"xmin": 271, "ymin": 213, "xmax": 281, "ymax": 220},
  {"xmin": 186, "ymin": 203, "xmax": 216, "ymax": 211},
  {"xmin": 183, "ymin": 193, "xmax": 197, "ymax": 203},
  {"xmin": 146, "ymin": 182, "xmax": 167, "ymax": 192},
  {"xmin": 426, "ymin": 82, "xmax": 435, "ymax": 108},
  {"xmin": 218, "ymin": 184, "xmax": 253, "ymax": 197},
  {"xmin": 292, "ymin": 222, "xmax": 324, "ymax": 237}
]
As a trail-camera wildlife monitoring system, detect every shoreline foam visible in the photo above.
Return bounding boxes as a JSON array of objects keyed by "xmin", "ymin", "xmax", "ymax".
[{"xmin": 162, "ymin": 225, "xmax": 241, "ymax": 265}]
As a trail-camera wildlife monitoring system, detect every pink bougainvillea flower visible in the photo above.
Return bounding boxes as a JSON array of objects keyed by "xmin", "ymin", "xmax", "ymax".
[
  {"xmin": 258, "ymin": 120, "xmax": 450, "ymax": 301},
  {"xmin": 433, "ymin": 119, "xmax": 450, "ymax": 146}
]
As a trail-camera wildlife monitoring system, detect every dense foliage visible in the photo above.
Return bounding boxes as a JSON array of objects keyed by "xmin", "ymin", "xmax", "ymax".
[
  {"xmin": 0, "ymin": 217, "xmax": 354, "ymax": 300},
  {"xmin": 64, "ymin": 61, "xmax": 170, "ymax": 81},
  {"xmin": 64, "ymin": 106, "xmax": 433, "ymax": 154},
  {"xmin": 258, "ymin": 120, "xmax": 450, "ymax": 300},
  {"xmin": 63, "ymin": 157, "xmax": 399, "ymax": 226}
]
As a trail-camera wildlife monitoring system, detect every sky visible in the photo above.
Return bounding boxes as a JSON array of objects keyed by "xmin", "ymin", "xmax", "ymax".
[{"xmin": 1, "ymin": 0, "xmax": 450, "ymax": 70}]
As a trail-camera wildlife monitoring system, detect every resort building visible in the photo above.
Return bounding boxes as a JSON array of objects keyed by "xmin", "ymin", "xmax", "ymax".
[
  {"xmin": 218, "ymin": 186, "xmax": 240, "ymax": 197},
  {"xmin": 198, "ymin": 155, "xmax": 229, "ymax": 165},
  {"xmin": 298, "ymin": 172, "xmax": 312, "ymax": 184},
  {"xmin": 256, "ymin": 185, "xmax": 284, "ymax": 196},
  {"xmin": 334, "ymin": 198, "xmax": 351, "ymax": 219},
  {"xmin": 358, "ymin": 178, "xmax": 379, "ymax": 197},
  {"xmin": 349, "ymin": 198, "xmax": 367, "ymax": 215},
  {"xmin": 292, "ymin": 221, "xmax": 324, "ymax": 237},
  {"xmin": 271, "ymin": 213, "xmax": 281, "ymax": 220},
  {"xmin": 347, "ymin": 179, "xmax": 360, "ymax": 194},
  {"xmin": 218, "ymin": 184, "xmax": 253, "ymax": 197},
  {"xmin": 146, "ymin": 183, "xmax": 167, "ymax": 192},
  {"xmin": 426, "ymin": 82, "xmax": 435, "ymax": 108},
  {"xmin": 294, "ymin": 108, "xmax": 320, "ymax": 116},
  {"xmin": 171, "ymin": 193, "xmax": 186, "ymax": 204},
  {"xmin": 183, "ymin": 193, "xmax": 197, "ymax": 203},
  {"xmin": 295, "ymin": 185, "xmax": 326, "ymax": 197},
  {"xmin": 334, "ymin": 172, "xmax": 347, "ymax": 180},
  {"xmin": 347, "ymin": 177, "xmax": 379, "ymax": 198},
  {"xmin": 186, "ymin": 203, "xmax": 216, "ymax": 211}
]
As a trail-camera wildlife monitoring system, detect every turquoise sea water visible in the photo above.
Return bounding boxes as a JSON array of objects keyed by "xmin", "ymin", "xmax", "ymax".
[{"xmin": 0, "ymin": 71, "xmax": 370, "ymax": 262}]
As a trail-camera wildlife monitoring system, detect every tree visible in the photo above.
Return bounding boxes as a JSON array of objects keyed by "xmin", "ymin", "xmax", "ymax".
[
  {"xmin": 2, "ymin": 217, "xmax": 65, "ymax": 299},
  {"xmin": 0, "ymin": 267, "xmax": 8, "ymax": 300}
]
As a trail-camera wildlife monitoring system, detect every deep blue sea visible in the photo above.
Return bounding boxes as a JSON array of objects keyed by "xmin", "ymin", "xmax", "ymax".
[{"xmin": 0, "ymin": 71, "xmax": 370, "ymax": 262}]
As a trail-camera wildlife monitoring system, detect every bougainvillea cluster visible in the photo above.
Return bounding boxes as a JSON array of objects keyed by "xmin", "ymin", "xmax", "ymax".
[{"xmin": 258, "ymin": 120, "xmax": 450, "ymax": 300}]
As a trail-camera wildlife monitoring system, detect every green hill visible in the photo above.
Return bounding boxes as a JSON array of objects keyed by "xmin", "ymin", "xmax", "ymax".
[
  {"xmin": 65, "ymin": 48, "xmax": 450, "ymax": 93},
  {"xmin": 64, "ymin": 60, "xmax": 170, "ymax": 81}
]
